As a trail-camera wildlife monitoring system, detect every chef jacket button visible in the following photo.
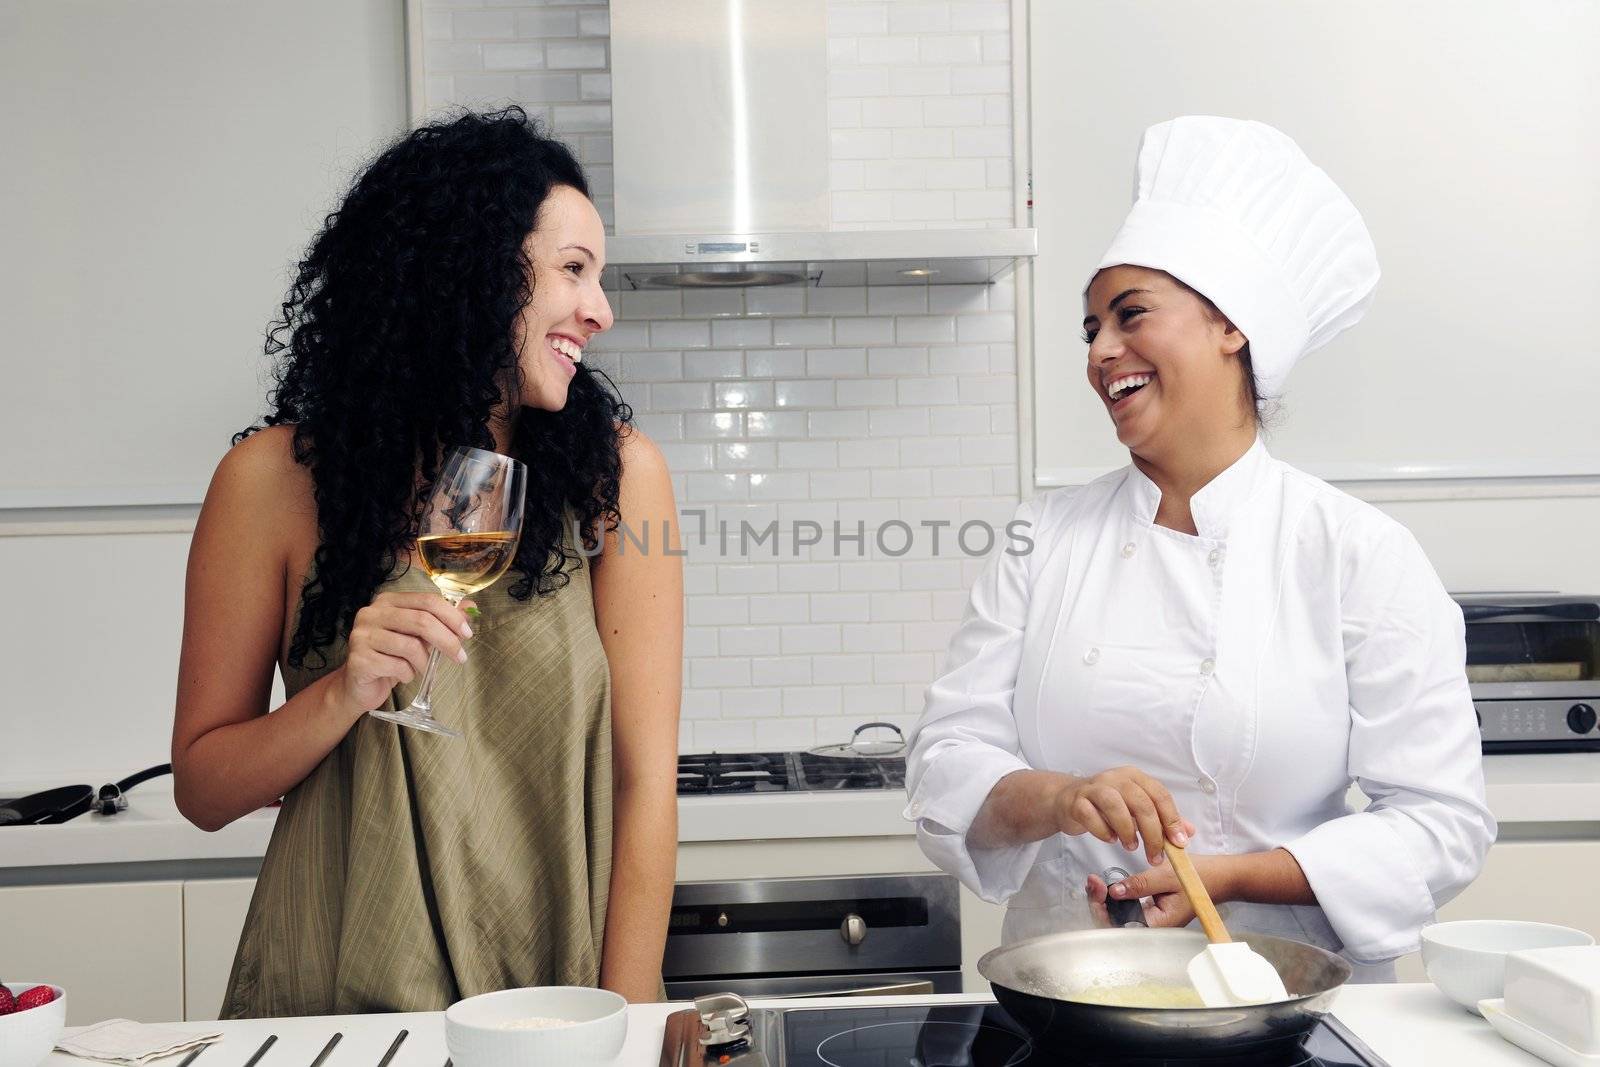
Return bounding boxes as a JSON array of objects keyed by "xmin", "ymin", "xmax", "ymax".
[
  {"xmin": 1200, "ymin": 657, "xmax": 1215, "ymax": 675},
  {"xmin": 1198, "ymin": 778, "xmax": 1217, "ymax": 795},
  {"xmin": 1207, "ymin": 548, "xmax": 1223, "ymax": 567},
  {"xmin": 1084, "ymin": 647, "xmax": 1101, "ymax": 666},
  {"xmin": 1121, "ymin": 542, "xmax": 1137, "ymax": 559}
]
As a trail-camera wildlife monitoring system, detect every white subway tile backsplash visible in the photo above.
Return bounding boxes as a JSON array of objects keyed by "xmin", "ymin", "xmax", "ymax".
[
  {"xmin": 953, "ymin": 3, "xmax": 1010, "ymax": 32},
  {"xmin": 890, "ymin": 66, "xmax": 951, "ymax": 96},
  {"xmin": 807, "ymin": 409, "xmax": 871, "ymax": 438},
  {"xmin": 889, "ymin": 3, "xmax": 951, "ymax": 34},
  {"xmin": 775, "ymin": 380, "xmax": 837, "ymax": 408},
  {"xmin": 694, "ymin": 720, "xmax": 756, "ymax": 751},
  {"xmin": 426, "ymin": 0, "xmax": 1022, "ymax": 752},
  {"xmin": 650, "ymin": 320, "xmax": 711, "ymax": 349},
  {"xmin": 802, "ymin": 348, "xmax": 864, "ymax": 377},
  {"xmin": 784, "ymin": 686, "xmax": 843, "ymax": 717},
  {"xmin": 684, "ymin": 412, "xmax": 742, "ymax": 439},
  {"xmin": 715, "ymin": 381, "xmax": 774, "ymax": 408},
  {"xmin": 744, "ymin": 288, "xmax": 808, "ymax": 317},
  {"xmin": 515, "ymin": 9, "xmax": 578, "ymax": 37},
  {"xmin": 827, "ymin": 3, "xmax": 890, "ymax": 36},
  {"xmin": 834, "ymin": 317, "xmax": 896, "ymax": 345},
  {"xmin": 484, "ymin": 43, "xmax": 545, "ymax": 70},
  {"xmin": 713, "ymin": 318, "xmax": 774, "ymax": 348},
  {"xmin": 452, "ymin": 11, "xmax": 515, "ymax": 38},
  {"xmin": 773, "ymin": 318, "xmax": 834, "ymax": 347},
  {"xmin": 651, "ymin": 381, "xmax": 713, "ymax": 409},
  {"xmin": 748, "ymin": 471, "xmax": 810, "ymax": 499},
  {"xmin": 547, "ymin": 40, "xmax": 606, "ymax": 70},
  {"xmin": 683, "ymin": 350, "xmax": 745, "ymax": 379},
  {"xmin": 755, "ymin": 718, "xmax": 818, "ymax": 748},
  {"xmin": 891, "ymin": 128, "xmax": 954, "ymax": 159},
  {"xmin": 919, "ymin": 36, "xmax": 983, "ymax": 65},
  {"xmin": 895, "ymin": 315, "xmax": 957, "ymax": 343},
  {"xmin": 896, "ymin": 376, "xmax": 959, "ymax": 406},
  {"xmin": 752, "ymin": 656, "xmax": 812, "ymax": 686},
  {"xmin": 868, "ymin": 406, "xmax": 929, "ymax": 437},
  {"xmin": 677, "ymin": 290, "xmax": 743, "ymax": 319},
  {"xmin": 805, "ymin": 287, "xmax": 868, "ymax": 316},
  {"xmin": 836, "ymin": 378, "xmax": 900, "ymax": 407},
  {"xmin": 744, "ymin": 409, "xmax": 807, "ymax": 438},
  {"xmin": 659, "ymin": 442, "xmax": 714, "ymax": 472}
]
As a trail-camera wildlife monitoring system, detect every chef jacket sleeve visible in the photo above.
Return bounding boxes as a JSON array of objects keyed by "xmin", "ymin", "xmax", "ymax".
[
  {"xmin": 1283, "ymin": 517, "xmax": 1496, "ymax": 962},
  {"xmin": 904, "ymin": 496, "xmax": 1051, "ymax": 904}
]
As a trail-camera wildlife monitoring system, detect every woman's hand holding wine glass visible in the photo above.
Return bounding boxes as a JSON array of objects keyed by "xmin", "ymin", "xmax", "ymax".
[{"xmin": 335, "ymin": 591, "xmax": 477, "ymax": 715}]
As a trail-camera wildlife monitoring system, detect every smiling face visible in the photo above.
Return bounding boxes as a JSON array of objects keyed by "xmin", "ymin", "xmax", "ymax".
[
  {"xmin": 512, "ymin": 184, "xmax": 614, "ymax": 413},
  {"xmin": 1082, "ymin": 265, "xmax": 1253, "ymax": 461}
]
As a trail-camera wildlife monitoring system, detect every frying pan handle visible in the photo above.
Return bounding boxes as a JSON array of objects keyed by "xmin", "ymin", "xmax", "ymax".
[{"xmin": 1101, "ymin": 867, "xmax": 1146, "ymax": 928}]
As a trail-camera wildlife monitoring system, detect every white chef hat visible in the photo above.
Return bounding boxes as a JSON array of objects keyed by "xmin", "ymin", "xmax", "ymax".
[{"xmin": 1088, "ymin": 116, "xmax": 1380, "ymax": 399}]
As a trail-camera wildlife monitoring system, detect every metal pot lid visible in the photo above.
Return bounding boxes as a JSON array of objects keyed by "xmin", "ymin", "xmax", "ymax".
[{"xmin": 808, "ymin": 721, "xmax": 906, "ymax": 759}]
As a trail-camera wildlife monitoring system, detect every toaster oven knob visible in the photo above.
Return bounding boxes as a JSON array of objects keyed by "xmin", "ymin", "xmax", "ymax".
[
  {"xmin": 841, "ymin": 913, "xmax": 867, "ymax": 945},
  {"xmin": 1567, "ymin": 703, "xmax": 1597, "ymax": 734}
]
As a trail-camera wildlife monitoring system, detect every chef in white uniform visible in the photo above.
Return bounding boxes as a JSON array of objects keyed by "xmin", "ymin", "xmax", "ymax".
[{"xmin": 904, "ymin": 117, "xmax": 1494, "ymax": 981}]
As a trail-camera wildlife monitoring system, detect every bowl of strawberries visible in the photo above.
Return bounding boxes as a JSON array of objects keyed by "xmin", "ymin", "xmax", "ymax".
[{"xmin": 0, "ymin": 982, "xmax": 65, "ymax": 1067}]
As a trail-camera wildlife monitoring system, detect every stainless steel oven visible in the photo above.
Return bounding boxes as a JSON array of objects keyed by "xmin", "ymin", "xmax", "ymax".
[
  {"xmin": 661, "ymin": 873, "xmax": 962, "ymax": 999},
  {"xmin": 1457, "ymin": 594, "xmax": 1600, "ymax": 753}
]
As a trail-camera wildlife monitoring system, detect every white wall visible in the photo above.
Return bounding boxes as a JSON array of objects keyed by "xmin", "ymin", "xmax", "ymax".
[{"xmin": 5, "ymin": 0, "xmax": 1597, "ymax": 786}]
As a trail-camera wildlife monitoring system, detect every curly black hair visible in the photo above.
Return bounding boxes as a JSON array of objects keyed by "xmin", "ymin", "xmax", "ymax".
[{"xmin": 238, "ymin": 107, "xmax": 631, "ymax": 668}]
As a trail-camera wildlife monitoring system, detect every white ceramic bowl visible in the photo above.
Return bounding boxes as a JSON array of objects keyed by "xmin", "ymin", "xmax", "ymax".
[
  {"xmin": 0, "ymin": 983, "xmax": 67, "ymax": 1067},
  {"xmin": 1420, "ymin": 920, "xmax": 1595, "ymax": 1014},
  {"xmin": 445, "ymin": 986, "xmax": 627, "ymax": 1067}
]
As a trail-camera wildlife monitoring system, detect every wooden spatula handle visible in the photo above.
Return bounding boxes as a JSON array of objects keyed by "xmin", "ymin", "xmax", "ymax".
[{"xmin": 1165, "ymin": 841, "xmax": 1231, "ymax": 944}]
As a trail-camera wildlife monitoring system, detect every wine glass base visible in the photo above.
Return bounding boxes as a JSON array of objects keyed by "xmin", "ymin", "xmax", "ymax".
[{"xmin": 370, "ymin": 707, "xmax": 463, "ymax": 739}]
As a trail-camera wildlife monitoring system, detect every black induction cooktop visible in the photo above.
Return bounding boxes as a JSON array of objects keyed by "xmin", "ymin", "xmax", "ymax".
[{"xmin": 665, "ymin": 1001, "xmax": 1392, "ymax": 1067}]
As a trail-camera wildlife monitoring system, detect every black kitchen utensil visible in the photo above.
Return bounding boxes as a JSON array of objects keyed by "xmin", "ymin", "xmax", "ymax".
[
  {"xmin": 308, "ymin": 1033, "xmax": 342, "ymax": 1067},
  {"xmin": 242, "ymin": 1035, "xmax": 277, "ymax": 1067},
  {"xmin": 0, "ymin": 764, "xmax": 171, "ymax": 826},
  {"xmin": 375, "ymin": 1030, "xmax": 408, "ymax": 1067}
]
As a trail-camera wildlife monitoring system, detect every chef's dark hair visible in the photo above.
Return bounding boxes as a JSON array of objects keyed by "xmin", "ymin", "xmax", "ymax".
[
  {"xmin": 237, "ymin": 105, "xmax": 632, "ymax": 668},
  {"xmin": 1171, "ymin": 277, "xmax": 1273, "ymax": 430}
]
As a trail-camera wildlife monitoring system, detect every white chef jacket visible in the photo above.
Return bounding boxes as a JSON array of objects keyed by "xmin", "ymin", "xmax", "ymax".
[{"xmin": 904, "ymin": 439, "xmax": 1494, "ymax": 979}]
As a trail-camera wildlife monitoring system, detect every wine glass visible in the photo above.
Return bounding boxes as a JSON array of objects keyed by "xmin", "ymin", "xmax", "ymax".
[{"xmin": 370, "ymin": 446, "xmax": 527, "ymax": 738}]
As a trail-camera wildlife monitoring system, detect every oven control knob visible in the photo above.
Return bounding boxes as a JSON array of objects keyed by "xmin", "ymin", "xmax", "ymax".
[
  {"xmin": 1568, "ymin": 704, "xmax": 1597, "ymax": 734},
  {"xmin": 841, "ymin": 913, "xmax": 867, "ymax": 945},
  {"xmin": 717, "ymin": 911, "xmax": 730, "ymax": 928}
]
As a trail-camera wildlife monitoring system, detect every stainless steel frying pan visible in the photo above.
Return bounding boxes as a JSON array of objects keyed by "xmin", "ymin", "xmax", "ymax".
[{"xmin": 975, "ymin": 886, "xmax": 1352, "ymax": 1059}]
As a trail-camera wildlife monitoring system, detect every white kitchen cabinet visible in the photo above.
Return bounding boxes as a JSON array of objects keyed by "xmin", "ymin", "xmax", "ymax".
[
  {"xmin": 182, "ymin": 878, "xmax": 257, "ymax": 1021},
  {"xmin": 0, "ymin": 881, "xmax": 184, "ymax": 1024}
]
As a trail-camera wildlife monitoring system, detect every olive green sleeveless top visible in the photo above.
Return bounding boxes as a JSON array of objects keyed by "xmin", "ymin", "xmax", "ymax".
[{"xmin": 222, "ymin": 533, "xmax": 612, "ymax": 1018}]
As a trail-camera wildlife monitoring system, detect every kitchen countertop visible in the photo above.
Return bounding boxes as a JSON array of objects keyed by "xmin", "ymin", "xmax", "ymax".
[
  {"xmin": 5, "ymin": 753, "xmax": 1599, "ymax": 872},
  {"xmin": 41, "ymin": 985, "xmax": 1549, "ymax": 1067}
]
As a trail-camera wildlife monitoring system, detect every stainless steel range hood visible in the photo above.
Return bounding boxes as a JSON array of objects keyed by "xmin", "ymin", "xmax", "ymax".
[{"xmin": 607, "ymin": 0, "xmax": 1035, "ymax": 289}]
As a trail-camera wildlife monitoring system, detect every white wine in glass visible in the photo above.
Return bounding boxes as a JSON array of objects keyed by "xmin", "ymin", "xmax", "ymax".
[{"xmin": 370, "ymin": 446, "xmax": 527, "ymax": 738}]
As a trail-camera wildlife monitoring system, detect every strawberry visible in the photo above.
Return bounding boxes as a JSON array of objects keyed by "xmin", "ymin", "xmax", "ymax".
[
  {"xmin": 0, "ymin": 986, "xmax": 15, "ymax": 1014},
  {"xmin": 14, "ymin": 986, "xmax": 55, "ymax": 1011}
]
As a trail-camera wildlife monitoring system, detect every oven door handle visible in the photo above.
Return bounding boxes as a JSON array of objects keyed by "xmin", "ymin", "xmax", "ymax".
[
  {"xmin": 1460, "ymin": 602, "xmax": 1600, "ymax": 622},
  {"xmin": 772, "ymin": 980, "xmax": 936, "ymax": 999}
]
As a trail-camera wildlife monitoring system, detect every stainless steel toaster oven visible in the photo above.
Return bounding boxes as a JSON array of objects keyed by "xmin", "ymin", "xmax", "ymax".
[{"xmin": 1456, "ymin": 594, "xmax": 1600, "ymax": 753}]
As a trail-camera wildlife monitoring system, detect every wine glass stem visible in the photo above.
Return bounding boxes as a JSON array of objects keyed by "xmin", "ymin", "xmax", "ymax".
[
  {"xmin": 410, "ymin": 647, "xmax": 444, "ymax": 712},
  {"xmin": 408, "ymin": 593, "xmax": 462, "ymax": 714}
]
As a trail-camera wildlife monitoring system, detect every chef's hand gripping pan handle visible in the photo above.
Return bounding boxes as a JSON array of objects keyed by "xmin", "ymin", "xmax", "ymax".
[{"xmin": 1101, "ymin": 866, "xmax": 1147, "ymax": 928}]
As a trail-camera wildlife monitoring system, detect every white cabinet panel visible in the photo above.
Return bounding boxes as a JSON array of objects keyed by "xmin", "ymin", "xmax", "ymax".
[
  {"xmin": 182, "ymin": 879, "xmax": 257, "ymax": 1021},
  {"xmin": 0, "ymin": 881, "xmax": 183, "ymax": 1024}
]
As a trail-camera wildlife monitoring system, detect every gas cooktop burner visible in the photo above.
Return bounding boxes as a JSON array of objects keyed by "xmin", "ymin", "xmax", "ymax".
[
  {"xmin": 676, "ymin": 751, "xmax": 906, "ymax": 795},
  {"xmin": 662, "ymin": 1000, "xmax": 1392, "ymax": 1067}
]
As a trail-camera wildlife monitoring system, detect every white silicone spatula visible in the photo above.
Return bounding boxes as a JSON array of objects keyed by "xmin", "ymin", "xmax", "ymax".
[{"xmin": 1165, "ymin": 841, "xmax": 1290, "ymax": 1006}]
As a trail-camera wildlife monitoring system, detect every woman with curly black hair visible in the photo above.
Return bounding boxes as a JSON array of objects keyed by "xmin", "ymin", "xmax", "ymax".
[{"xmin": 170, "ymin": 108, "xmax": 682, "ymax": 1016}]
